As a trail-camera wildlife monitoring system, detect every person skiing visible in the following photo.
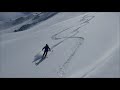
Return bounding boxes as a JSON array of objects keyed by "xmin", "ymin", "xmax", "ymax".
[{"xmin": 42, "ymin": 44, "xmax": 51, "ymax": 58}]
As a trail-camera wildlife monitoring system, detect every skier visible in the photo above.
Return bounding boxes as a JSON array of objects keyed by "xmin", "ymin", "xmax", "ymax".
[{"xmin": 42, "ymin": 44, "xmax": 51, "ymax": 58}]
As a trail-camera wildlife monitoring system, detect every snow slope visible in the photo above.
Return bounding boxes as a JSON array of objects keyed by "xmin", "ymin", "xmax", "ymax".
[
  {"xmin": 0, "ymin": 12, "xmax": 57, "ymax": 33},
  {"xmin": 0, "ymin": 12, "xmax": 119, "ymax": 78},
  {"xmin": 0, "ymin": 12, "xmax": 26, "ymax": 21},
  {"xmin": 0, "ymin": 12, "xmax": 85, "ymax": 34},
  {"xmin": 0, "ymin": 12, "xmax": 31, "ymax": 31}
]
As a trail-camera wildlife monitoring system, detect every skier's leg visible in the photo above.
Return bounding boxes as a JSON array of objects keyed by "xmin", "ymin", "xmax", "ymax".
[
  {"xmin": 45, "ymin": 51, "xmax": 48, "ymax": 58},
  {"xmin": 46, "ymin": 52, "xmax": 48, "ymax": 57},
  {"xmin": 43, "ymin": 51, "xmax": 45, "ymax": 58}
]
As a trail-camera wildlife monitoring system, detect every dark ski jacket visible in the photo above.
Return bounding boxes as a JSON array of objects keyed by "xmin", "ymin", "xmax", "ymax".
[{"xmin": 42, "ymin": 44, "xmax": 51, "ymax": 52}]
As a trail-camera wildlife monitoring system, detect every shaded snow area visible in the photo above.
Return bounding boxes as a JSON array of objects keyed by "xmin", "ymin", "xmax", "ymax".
[
  {"xmin": 0, "ymin": 12, "xmax": 57, "ymax": 33},
  {"xmin": 0, "ymin": 12, "xmax": 119, "ymax": 78},
  {"xmin": 0, "ymin": 12, "xmax": 26, "ymax": 21}
]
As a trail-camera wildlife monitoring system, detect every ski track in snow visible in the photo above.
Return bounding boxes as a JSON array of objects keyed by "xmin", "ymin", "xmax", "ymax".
[
  {"xmin": 1, "ymin": 13, "xmax": 119, "ymax": 78},
  {"xmin": 49, "ymin": 14, "xmax": 95, "ymax": 77},
  {"xmin": 32, "ymin": 14, "xmax": 95, "ymax": 77}
]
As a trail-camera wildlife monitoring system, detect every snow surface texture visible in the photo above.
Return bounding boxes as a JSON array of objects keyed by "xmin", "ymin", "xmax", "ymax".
[{"xmin": 0, "ymin": 12, "xmax": 120, "ymax": 78}]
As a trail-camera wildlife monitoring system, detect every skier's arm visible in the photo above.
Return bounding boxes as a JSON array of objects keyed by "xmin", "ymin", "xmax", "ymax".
[
  {"xmin": 49, "ymin": 47, "xmax": 51, "ymax": 51},
  {"xmin": 42, "ymin": 47, "xmax": 45, "ymax": 51}
]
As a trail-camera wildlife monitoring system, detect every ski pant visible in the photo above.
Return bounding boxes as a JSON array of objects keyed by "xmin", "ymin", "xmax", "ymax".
[{"xmin": 43, "ymin": 51, "xmax": 48, "ymax": 58}]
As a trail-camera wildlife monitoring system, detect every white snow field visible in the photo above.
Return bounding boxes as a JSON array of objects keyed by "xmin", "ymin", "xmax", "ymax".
[{"xmin": 0, "ymin": 12, "xmax": 119, "ymax": 78}]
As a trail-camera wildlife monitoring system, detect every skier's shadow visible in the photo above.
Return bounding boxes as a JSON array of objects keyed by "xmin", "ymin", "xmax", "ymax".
[{"xmin": 32, "ymin": 53, "xmax": 45, "ymax": 66}]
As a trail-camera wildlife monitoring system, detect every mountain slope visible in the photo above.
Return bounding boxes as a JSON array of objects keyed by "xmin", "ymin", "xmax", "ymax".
[{"xmin": 0, "ymin": 12, "xmax": 119, "ymax": 78}]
